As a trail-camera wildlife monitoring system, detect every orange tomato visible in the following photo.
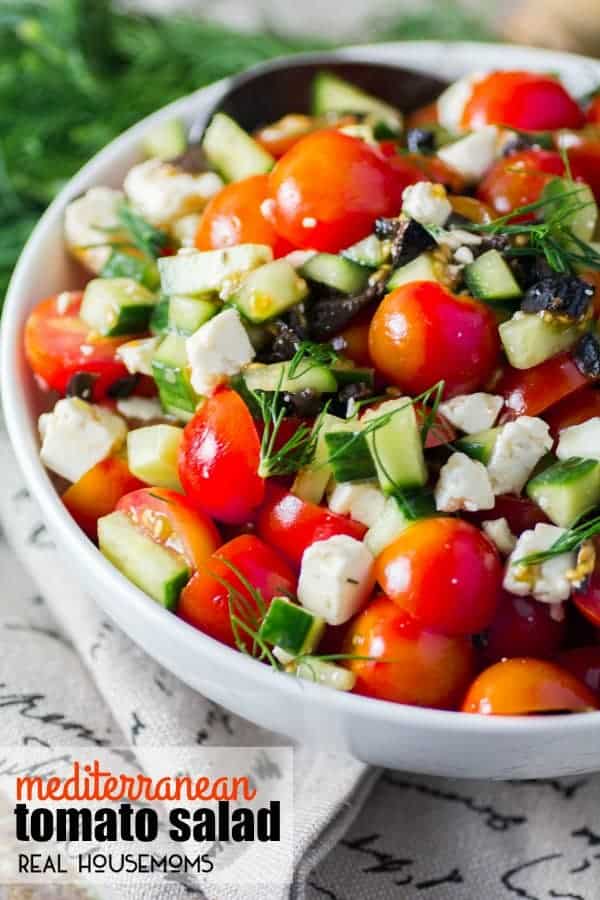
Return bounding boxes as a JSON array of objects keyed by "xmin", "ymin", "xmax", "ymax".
[{"xmin": 62, "ymin": 456, "xmax": 144, "ymax": 540}]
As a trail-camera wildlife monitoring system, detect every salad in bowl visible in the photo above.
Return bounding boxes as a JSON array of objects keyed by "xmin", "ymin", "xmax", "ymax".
[{"xmin": 22, "ymin": 64, "xmax": 600, "ymax": 719}]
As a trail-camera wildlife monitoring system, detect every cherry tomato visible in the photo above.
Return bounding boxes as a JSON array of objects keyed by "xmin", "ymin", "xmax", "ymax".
[
  {"xmin": 476, "ymin": 149, "xmax": 565, "ymax": 219},
  {"xmin": 178, "ymin": 535, "xmax": 295, "ymax": 649},
  {"xmin": 62, "ymin": 457, "xmax": 144, "ymax": 540},
  {"xmin": 24, "ymin": 292, "xmax": 129, "ymax": 398},
  {"xmin": 449, "ymin": 195, "xmax": 495, "ymax": 225},
  {"xmin": 414, "ymin": 403, "xmax": 457, "ymax": 449},
  {"xmin": 344, "ymin": 595, "xmax": 474, "ymax": 709},
  {"xmin": 405, "ymin": 102, "xmax": 438, "ymax": 128},
  {"xmin": 368, "ymin": 281, "xmax": 499, "ymax": 398},
  {"xmin": 462, "ymin": 658, "xmax": 598, "ymax": 715},
  {"xmin": 117, "ymin": 487, "xmax": 221, "ymax": 571},
  {"xmin": 586, "ymin": 95, "xmax": 600, "ymax": 125},
  {"xmin": 254, "ymin": 114, "xmax": 318, "ymax": 157},
  {"xmin": 268, "ymin": 131, "xmax": 417, "ymax": 252},
  {"xmin": 470, "ymin": 494, "xmax": 549, "ymax": 536},
  {"xmin": 178, "ymin": 389, "xmax": 264, "ymax": 524},
  {"xmin": 375, "ymin": 518, "xmax": 502, "ymax": 637},
  {"xmin": 544, "ymin": 386, "xmax": 600, "ymax": 439},
  {"xmin": 256, "ymin": 484, "xmax": 366, "ymax": 569},
  {"xmin": 496, "ymin": 353, "xmax": 589, "ymax": 419},
  {"xmin": 481, "ymin": 590, "xmax": 566, "ymax": 665},
  {"xmin": 194, "ymin": 174, "xmax": 291, "ymax": 256},
  {"xmin": 558, "ymin": 647, "xmax": 600, "ymax": 699},
  {"xmin": 461, "ymin": 72, "xmax": 585, "ymax": 131},
  {"xmin": 336, "ymin": 309, "xmax": 373, "ymax": 368},
  {"xmin": 404, "ymin": 153, "xmax": 467, "ymax": 194},
  {"xmin": 567, "ymin": 141, "xmax": 600, "ymax": 203}
]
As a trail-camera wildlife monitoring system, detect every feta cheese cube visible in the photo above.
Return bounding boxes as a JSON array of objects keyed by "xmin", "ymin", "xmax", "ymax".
[
  {"xmin": 487, "ymin": 416, "xmax": 552, "ymax": 495},
  {"xmin": 436, "ymin": 72, "xmax": 486, "ymax": 131},
  {"xmin": 504, "ymin": 523, "xmax": 576, "ymax": 603},
  {"xmin": 402, "ymin": 181, "xmax": 452, "ymax": 227},
  {"xmin": 453, "ymin": 246, "xmax": 475, "ymax": 266},
  {"xmin": 116, "ymin": 397, "xmax": 165, "ymax": 422},
  {"xmin": 481, "ymin": 517, "xmax": 517, "ymax": 555},
  {"xmin": 439, "ymin": 392, "xmax": 503, "ymax": 434},
  {"xmin": 327, "ymin": 482, "xmax": 387, "ymax": 528},
  {"xmin": 116, "ymin": 336, "xmax": 161, "ymax": 376},
  {"xmin": 437, "ymin": 126, "xmax": 499, "ymax": 183},
  {"xmin": 39, "ymin": 398, "xmax": 126, "ymax": 483},
  {"xmin": 186, "ymin": 307, "xmax": 255, "ymax": 396},
  {"xmin": 298, "ymin": 535, "xmax": 375, "ymax": 626},
  {"xmin": 435, "ymin": 452, "xmax": 495, "ymax": 513},
  {"xmin": 171, "ymin": 213, "xmax": 202, "ymax": 248},
  {"xmin": 557, "ymin": 417, "xmax": 600, "ymax": 461},
  {"xmin": 124, "ymin": 159, "xmax": 223, "ymax": 226},
  {"xmin": 64, "ymin": 187, "xmax": 127, "ymax": 274}
]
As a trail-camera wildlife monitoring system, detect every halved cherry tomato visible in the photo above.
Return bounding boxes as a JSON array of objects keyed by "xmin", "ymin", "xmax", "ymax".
[
  {"xmin": 24, "ymin": 292, "xmax": 129, "ymax": 398},
  {"xmin": 117, "ymin": 487, "xmax": 221, "ymax": 571},
  {"xmin": 470, "ymin": 494, "xmax": 549, "ymax": 536},
  {"xmin": 462, "ymin": 72, "xmax": 585, "ymax": 131},
  {"xmin": 375, "ymin": 518, "xmax": 502, "ymax": 637},
  {"xmin": 178, "ymin": 390, "xmax": 264, "ymax": 525},
  {"xmin": 414, "ymin": 403, "xmax": 457, "ymax": 449},
  {"xmin": 62, "ymin": 456, "xmax": 144, "ymax": 540},
  {"xmin": 586, "ymin": 95, "xmax": 600, "ymax": 125},
  {"xmin": 462, "ymin": 658, "xmax": 598, "ymax": 715},
  {"xmin": 496, "ymin": 353, "xmax": 589, "ymax": 419},
  {"xmin": 558, "ymin": 647, "xmax": 600, "ymax": 699},
  {"xmin": 567, "ymin": 141, "xmax": 600, "ymax": 203},
  {"xmin": 268, "ymin": 130, "xmax": 418, "ymax": 252},
  {"xmin": 476, "ymin": 149, "xmax": 565, "ymax": 219},
  {"xmin": 544, "ymin": 386, "xmax": 600, "ymax": 439},
  {"xmin": 368, "ymin": 281, "xmax": 499, "ymax": 398},
  {"xmin": 256, "ymin": 484, "xmax": 366, "ymax": 569},
  {"xmin": 344, "ymin": 595, "xmax": 474, "ymax": 709},
  {"xmin": 481, "ymin": 590, "xmax": 566, "ymax": 665},
  {"xmin": 178, "ymin": 535, "xmax": 296, "ymax": 649}
]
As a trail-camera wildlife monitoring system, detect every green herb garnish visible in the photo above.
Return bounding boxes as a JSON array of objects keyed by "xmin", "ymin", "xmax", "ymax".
[{"xmin": 512, "ymin": 515, "xmax": 600, "ymax": 567}]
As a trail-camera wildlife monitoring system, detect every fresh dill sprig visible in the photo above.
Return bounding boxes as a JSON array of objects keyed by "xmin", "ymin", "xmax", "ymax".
[
  {"xmin": 118, "ymin": 204, "xmax": 169, "ymax": 259},
  {"xmin": 512, "ymin": 514, "xmax": 600, "ymax": 568}
]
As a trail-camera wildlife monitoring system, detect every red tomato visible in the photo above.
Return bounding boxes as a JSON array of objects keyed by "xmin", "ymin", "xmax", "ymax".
[
  {"xmin": 194, "ymin": 174, "xmax": 291, "ymax": 256},
  {"xmin": 470, "ymin": 494, "xmax": 549, "ymax": 536},
  {"xmin": 558, "ymin": 647, "xmax": 600, "ymax": 699},
  {"xmin": 268, "ymin": 131, "xmax": 417, "ymax": 252},
  {"xmin": 405, "ymin": 102, "xmax": 438, "ymax": 128},
  {"xmin": 414, "ymin": 403, "xmax": 457, "ymax": 449},
  {"xmin": 62, "ymin": 457, "xmax": 144, "ymax": 540},
  {"xmin": 336, "ymin": 310, "xmax": 373, "ymax": 368},
  {"xmin": 567, "ymin": 141, "xmax": 600, "ymax": 203},
  {"xmin": 368, "ymin": 281, "xmax": 499, "ymax": 399},
  {"xmin": 24, "ymin": 293, "xmax": 129, "ymax": 399},
  {"xmin": 586, "ymin": 95, "xmax": 600, "ymax": 125},
  {"xmin": 375, "ymin": 518, "xmax": 502, "ymax": 637},
  {"xmin": 404, "ymin": 153, "xmax": 467, "ymax": 194},
  {"xmin": 461, "ymin": 658, "xmax": 598, "ymax": 715},
  {"xmin": 117, "ymin": 487, "xmax": 221, "ymax": 571},
  {"xmin": 178, "ymin": 390, "xmax": 264, "ymax": 525},
  {"xmin": 461, "ymin": 72, "xmax": 585, "ymax": 131},
  {"xmin": 481, "ymin": 590, "xmax": 566, "ymax": 665},
  {"xmin": 496, "ymin": 353, "xmax": 589, "ymax": 419},
  {"xmin": 256, "ymin": 484, "xmax": 366, "ymax": 569},
  {"xmin": 254, "ymin": 114, "xmax": 318, "ymax": 157},
  {"xmin": 476, "ymin": 149, "xmax": 565, "ymax": 219},
  {"xmin": 544, "ymin": 386, "xmax": 600, "ymax": 439},
  {"xmin": 178, "ymin": 535, "xmax": 296, "ymax": 649},
  {"xmin": 344, "ymin": 596, "xmax": 474, "ymax": 709}
]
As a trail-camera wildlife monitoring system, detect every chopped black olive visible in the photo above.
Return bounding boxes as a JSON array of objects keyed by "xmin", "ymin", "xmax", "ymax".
[
  {"xmin": 282, "ymin": 387, "xmax": 323, "ymax": 418},
  {"xmin": 65, "ymin": 372, "xmax": 97, "ymax": 401},
  {"xmin": 520, "ymin": 275, "xmax": 595, "ymax": 321},
  {"xmin": 328, "ymin": 381, "xmax": 374, "ymax": 418},
  {"xmin": 390, "ymin": 219, "xmax": 436, "ymax": 268},
  {"xmin": 258, "ymin": 321, "xmax": 301, "ymax": 364},
  {"xmin": 374, "ymin": 217, "xmax": 400, "ymax": 240},
  {"xmin": 501, "ymin": 131, "xmax": 553, "ymax": 157},
  {"xmin": 573, "ymin": 332, "xmax": 600, "ymax": 378},
  {"xmin": 107, "ymin": 373, "xmax": 140, "ymax": 399},
  {"xmin": 170, "ymin": 144, "xmax": 208, "ymax": 172},
  {"xmin": 287, "ymin": 302, "xmax": 310, "ymax": 340},
  {"xmin": 309, "ymin": 278, "xmax": 385, "ymax": 341},
  {"xmin": 477, "ymin": 234, "xmax": 511, "ymax": 256},
  {"xmin": 406, "ymin": 127, "xmax": 436, "ymax": 154}
]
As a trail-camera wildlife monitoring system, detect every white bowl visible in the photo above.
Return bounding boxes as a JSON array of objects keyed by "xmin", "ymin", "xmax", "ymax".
[{"xmin": 4, "ymin": 42, "xmax": 600, "ymax": 779}]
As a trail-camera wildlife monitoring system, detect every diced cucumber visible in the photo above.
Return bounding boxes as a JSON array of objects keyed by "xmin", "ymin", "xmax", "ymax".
[
  {"xmin": 362, "ymin": 398, "xmax": 427, "ymax": 494},
  {"xmin": 142, "ymin": 118, "xmax": 187, "ymax": 161},
  {"xmin": 168, "ymin": 295, "xmax": 219, "ymax": 335},
  {"xmin": 332, "ymin": 363, "xmax": 375, "ymax": 387},
  {"xmin": 526, "ymin": 457, "xmax": 600, "ymax": 527},
  {"xmin": 325, "ymin": 429, "xmax": 377, "ymax": 482},
  {"xmin": 230, "ymin": 259, "xmax": 309, "ymax": 323},
  {"xmin": 311, "ymin": 71, "xmax": 402, "ymax": 132},
  {"xmin": 387, "ymin": 252, "xmax": 441, "ymax": 290},
  {"xmin": 98, "ymin": 511, "xmax": 189, "ymax": 609},
  {"xmin": 243, "ymin": 361, "xmax": 337, "ymax": 395},
  {"xmin": 364, "ymin": 489, "xmax": 436, "ymax": 556},
  {"xmin": 259, "ymin": 596, "xmax": 325, "ymax": 657},
  {"xmin": 101, "ymin": 250, "xmax": 160, "ymax": 291},
  {"xmin": 202, "ymin": 112, "xmax": 275, "ymax": 181},
  {"xmin": 80, "ymin": 278, "xmax": 156, "ymax": 337},
  {"xmin": 158, "ymin": 245, "xmax": 272, "ymax": 297},
  {"xmin": 300, "ymin": 253, "xmax": 371, "ymax": 294},
  {"xmin": 342, "ymin": 234, "xmax": 387, "ymax": 268},
  {"xmin": 464, "ymin": 249, "xmax": 522, "ymax": 302},
  {"xmin": 292, "ymin": 413, "xmax": 348, "ymax": 504},
  {"xmin": 499, "ymin": 311, "xmax": 586, "ymax": 369},
  {"xmin": 127, "ymin": 424, "xmax": 183, "ymax": 491},
  {"xmin": 455, "ymin": 427, "xmax": 500, "ymax": 464},
  {"xmin": 151, "ymin": 333, "xmax": 201, "ymax": 420},
  {"xmin": 150, "ymin": 298, "xmax": 170, "ymax": 335},
  {"xmin": 287, "ymin": 657, "xmax": 356, "ymax": 691},
  {"xmin": 542, "ymin": 177, "xmax": 598, "ymax": 244}
]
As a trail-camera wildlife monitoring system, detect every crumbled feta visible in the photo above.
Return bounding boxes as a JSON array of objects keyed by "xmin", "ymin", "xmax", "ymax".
[
  {"xmin": 435, "ymin": 452, "xmax": 495, "ymax": 513},
  {"xmin": 487, "ymin": 416, "xmax": 552, "ymax": 495},
  {"xmin": 327, "ymin": 482, "xmax": 387, "ymax": 528},
  {"xmin": 39, "ymin": 398, "xmax": 126, "ymax": 483},
  {"xmin": 116, "ymin": 336, "xmax": 161, "ymax": 376},
  {"xmin": 482, "ymin": 517, "xmax": 517, "ymax": 555},
  {"xmin": 439, "ymin": 392, "xmax": 503, "ymax": 434},
  {"xmin": 435, "ymin": 228, "xmax": 483, "ymax": 251},
  {"xmin": 437, "ymin": 126, "xmax": 499, "ymax": 183},
  {"xmin": 402, "ymin": 181, "xmax": 452, "ymax": 227},
  {"xmin": 556, "ymin": 417, "xmax": 600, "ymax": 461},
  {"xmin": 186, "ymin": 307, "xmax": 255, "ymax": 396},
  {"xmin": 503, "ymin": 523, "xmax": 576, "ymax": 603},
  {"xmin": 436, "ymin": 72, "xmax": 486, "ymax": 130},
  {"xmin": 453, "ymin": 246, "xmax": 475, "ymax": 266},
  {"xmin": 297, "ymin": 535, "xmax": 375, "ymax": 626},
  {"xmin": 124, "ymin": 159, "xmax": 223, "ymax": 226},
  {"xmin": 116, "ymin": 397, "xmax": 165, "ymax": 422},
  {"xmin": 171, "ymin": 213, "xmax": 202, "ymax": 248},
  {"xmin": 64, "ymin": 187, "xmax": 127, "ymax": 274}
]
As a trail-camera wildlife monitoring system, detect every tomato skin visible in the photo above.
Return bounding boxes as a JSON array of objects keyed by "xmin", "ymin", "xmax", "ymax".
[
  {"xmin": 567, "ymin": 141, "xmax": 600, "ymax": 203},
  {"xmin": 24, "ymin": 293, "xmax": 129, "ymax": 399},
  {"xmin": 573, "ymin": 560, "xmax": 600, "ymax": 628},
  {"xmin": 336, "ymin": 309, "xmax": 373, "ymax": 368},
  {"xmin": 344, "ymin": 596, "xmax": 475, "ymax": 709},
  {"xmin": 178, "ymin": 390, "xmax": 264, "ymax": 525},
  {"xmin": 470, "ymin": 494, "xmax": 549, "ymax": 536},
  {"xmin": 375, "ymin": 518, "xmax": 502, "ymax": 637},
  {"xmin": 256, "ymin": 485, "xmax": 366, "ymax": 569},
  {"xmin": 586, "ymin": 95, "xmax": 600, "ymax": 125},
  {"xmin": 404, "ymin": 153, "xmax": 467, "ymax": 194},
  {"xmin": 461, "ymin": 658, "xmax": 598, "ymax": 715},
  {"xmin": 177, "ymin": 535, "xmax": 296, "ymax": 649},
  {"xmin": 117, "ymin": 487, "xmax": 221, "ymax": 571},
  {"xmin": 476, "ymin": 149, "xmax": 565, "ymax": 219},
  {"xmin": 405, "ymin": 102, "xmax": 438, "ymax": 128},
  {"xmin": 496, "ymin": 353, "xmax": 589, "ymax": 420},
  {"xmin": 368, "ymin": 281, "xmax": 500, "ymax": 399},
  {"xmin": 558, "ymin": 647, "xmax": 600, "ymax": 699},
  {"xmin": 481, "ymin": 590, "xmax": 566, "ymax": 666},
  {"xmin": 462, "ymin": 72, "xmax": 585, "ymax": 131},
  {"xmin": 544, "ymin": 386, "xmax": 600, "ymax": 439},
  {"xmin": 194, "ymin": 174, "xmax": 291, "ymax": 256},
  {"xmin": 62, "ymin": 457, "xmax": 144, "ymax": 540},
  {"xmin": 268, "ymin": 131, "xmax": 416, "ymax": 252}
]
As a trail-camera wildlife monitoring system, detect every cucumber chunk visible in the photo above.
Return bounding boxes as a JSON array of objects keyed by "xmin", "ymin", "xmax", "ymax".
[
  {"xmin": 312, "ymin": 72, "xmax": 402, "ymax": 132},
  {"xmin": 142, "ymin": 118, "xmax": 187, "ymax": 161},
  {"xmin": 287, "ymin": 657, "xmax": 356, "ymax": 691},
  {"xmin": 342, "ymin": 234, "xmax": 387, "ymax": 268},
  {"xmin": 331, "ymin": 362, "xmax": 375, "ymax": 387},
  {"xmin": 158, "ymin": 245, "xmax": 273, "ymax": 297},
  {"xmin": 300, "ymin": 253, "xmax": 370, "ymax": 294},
  {"xmin": 80, "ymin": 278, "xmax": 156, "ymax": 337},
  {"xmin": 127, "ymin": 424, "xmax": 183, "ymax": 491},
  {"xmin": 98, "ymin": 510, "xmax": 189, "ymax": 609},
  {"xmin": 455, "ymin": 427, "xmax": 500, "ymax": 464},
  {"xmin": 150, "ymin": 298, "xmax": 170, "ymax": 335},
  {"xmin": 362, "ymin": 398, "xmax": 427, "ymax": 494},
  {"xmin": 464, "ymin": 249, "xmax": 522, "ymax": 302},
  {"xmin": 231, "ymin": 259, "xmax": 309, "ymax": 323},
  {"xmin": 259, "ymin": 596, "xmax": 325, "ymax": 656},
  {"xmin": 151, "ymin": 333, "xmax": 201, "ymax": 420},
  {"xmin": 526, "ymin": 457, "xmax": 600, "ymax": 527},
  {"xmin": 542, "ymin": 177, "xmax": 598, "ymax": 244},
  {"xmin": 387, "ymin": 252, "xmax": 441, "ymax": 290},
  {"xmin": 499, "ymin": 311, "xmax": 586, "ymax": 369},
  {"xmin": 292, "ymin": 413, "xmax": 348, "ymax": 504},
  {"xmin": 168, "ymin": 295, "xmax": 219, "ymax": 335},
  {"xmin": 364, "ymin": 489, "xmax": 436, "ymax": 556},
  {"xmin": 202, "ymin": 113, "xmax": 275, "ymax": 181},
  {"xmin": 243, "ymin": 361, "xmax": 337, "ymax": 395},
  {"xmin": 325, "ymin": 429, "xmax": 377, "ymax": 482},
  {"xmin": 101, "ymin": 250, "xmax": 160, "ymax": 291}
]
